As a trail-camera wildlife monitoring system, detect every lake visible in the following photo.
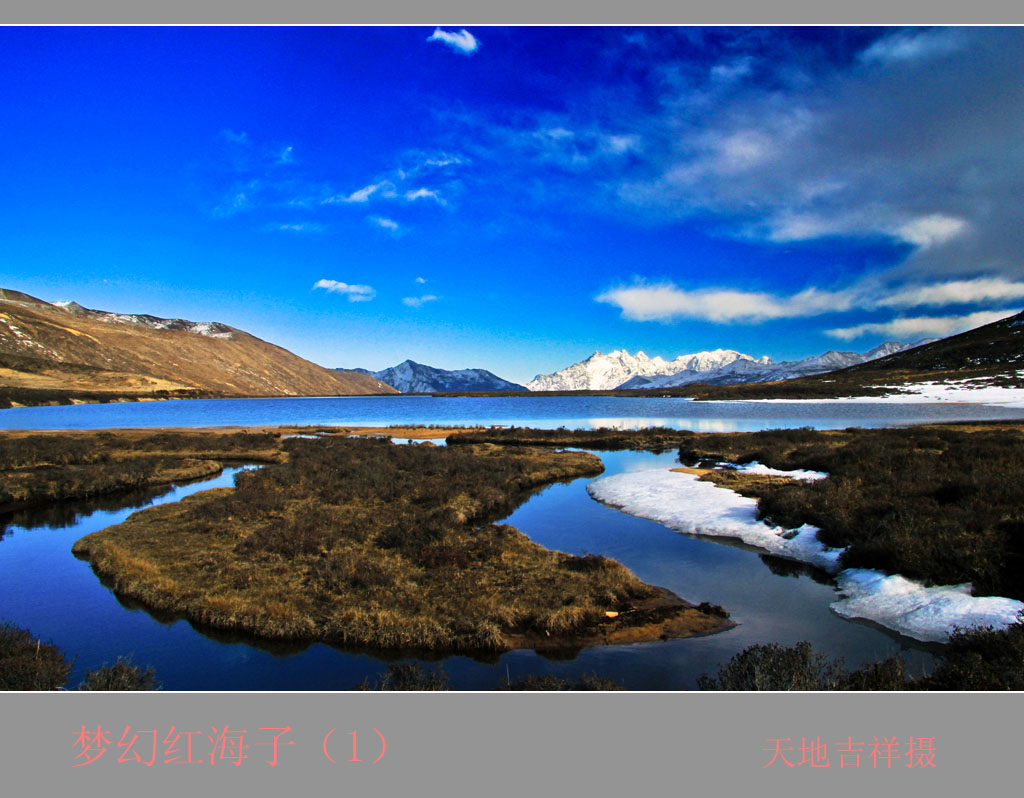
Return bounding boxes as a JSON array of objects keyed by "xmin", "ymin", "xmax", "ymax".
[
  {"xmin": 4, "ymin": 393, "xmax": 1024, "ymax": 431},
  {"xmin": 3, "ymin": 395, "xmax": 1019, "ymax": 689}
]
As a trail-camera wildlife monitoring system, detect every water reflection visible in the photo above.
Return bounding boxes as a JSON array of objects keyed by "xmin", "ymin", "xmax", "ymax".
[
  {"xmin": 586, "ymin": 417, "xmax": 741, "ymax": 433},
  {"xmin": 0, "ymin": 446, "xmax": 941, "ymax": 690},
  {"xmin": 4, "ymin": 394, "xmax": 1024, "ymax": 431}
]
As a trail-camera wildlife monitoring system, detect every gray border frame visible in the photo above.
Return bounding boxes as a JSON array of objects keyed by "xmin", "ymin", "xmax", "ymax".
[{"xmin": 3, "ymin": 4, "xmax": 1023, "ymax": 794}]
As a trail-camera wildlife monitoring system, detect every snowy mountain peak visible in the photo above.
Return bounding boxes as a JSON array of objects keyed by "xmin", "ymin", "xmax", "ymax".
[
  {"xmin": 527, "ymin": 347, "xmax": 767, "ymax": 392},
  {"xmin": 528, "ymin": 340, "xmax": 928, "ymax": 392}
]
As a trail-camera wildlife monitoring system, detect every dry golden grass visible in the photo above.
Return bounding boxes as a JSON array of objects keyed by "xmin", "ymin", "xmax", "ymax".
[{"xmin": 72, "ymin": 437, "xmax": 732, "ymax": 653}]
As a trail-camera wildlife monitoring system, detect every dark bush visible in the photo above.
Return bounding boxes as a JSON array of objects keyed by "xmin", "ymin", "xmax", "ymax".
[
  {"xmin": 357, "ymin": 661, "xmax": 449, "ymax": 691},
  {"xmin": 77, "ymin": 656, "xmax": 160, "ymax": 691},
  {"xmin": 0, "ymin": 620, "xmax": 73, "ymax": 690},
  {"xmin": 498, "ymin": 672, "xmax": 623, "ymax": 691},
  {"xmin": 696, "ymin": 641, "xmax": 848, "ymax": 691}
]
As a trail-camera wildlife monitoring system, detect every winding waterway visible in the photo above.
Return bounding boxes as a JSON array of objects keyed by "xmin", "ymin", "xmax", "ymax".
[{"xmin": 5, "ymin": 396, "xmax": 1019, "ymax": 689}]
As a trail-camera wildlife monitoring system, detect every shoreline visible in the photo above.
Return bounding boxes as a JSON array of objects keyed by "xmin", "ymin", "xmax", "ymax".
[
  {"xmin": 589, "ymin": 464, "xmax": 1024, "ymax": 644},
  {"xmin": 66, "ymin": 436, "xmax": 734, "ymax": 655}
]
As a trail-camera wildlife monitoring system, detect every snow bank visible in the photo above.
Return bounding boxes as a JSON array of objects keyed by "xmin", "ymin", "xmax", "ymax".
[
  {"xmin": 832, "ymin": 569, "xmax": 1024, "ymax": 643},
  {"xmin": 587, "ymin": 468, "xmax": 1024, "ymax": 642},
  {"xmin": 736, "ymin": 374, "xmax": 1024, "ymax": 408},
  {"xmin": 729, "ymin": 461, "xmax": 828, "ymax": 481},
  {"xmin": 587, "ymin": 470, "xmax": 842, "ymax": 573}
]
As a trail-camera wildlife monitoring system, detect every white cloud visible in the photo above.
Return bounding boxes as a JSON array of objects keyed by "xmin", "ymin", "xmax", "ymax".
[
  {"xmin": 426, "ymin": 28, "xmax": 479, "ymax": 55},
  {"xmin": 313, "ymin": 279, "xmax": 376, "ymax": 302},
  {"xmin": 404, "ymin": 187, "xmax": 445, "ymax": 204},
  {"xmin": 896, "ymin": 214, "xmax": 970, "ymax": 248},
  {"xmin": 402, "ymin": 295, "xmax": 438, "ymax": 308},
  {"xmin": 710, "ymin": 57, "xmax": 754, "ymax": 84},
  {"xmin": 826, "ymin": 310, "xmax": 1016, "ymax": 340},
  {"xmin": 414, "ymin": 276, "xmax": 427, "ymax": 284},
  {"xmin": 596, "ymin": 275, "xmax": 1024, "ymax": 326},
  {"xmin": 221, "ymin": 129, "xmax": 249, "ymax": 145},
  {"xmin": 592, "ymin": 28, "xmax": 1024, "ymax": 285},
  {"xmin": 276, "ymin": 146, "xmax": 294, "ymax": 165},
  {"xmin": 860, "ymin": 28, "xmax": 964, "ymax": 65},
  {"xmin": 876, "ymin": 277, "xmax": 1024, "ymax": 309},
  {"xmin": 596, "ymin": 282, "xmax": 855, "ymax": 323},
  {"xmin": 323, "ymin": 181, "xmax": 396, "ymax": 204},
  {"xmin": 272, "ymin": 223, "xmax": 324, "ymax": 233},
  {"xmin": 369, "ymin": 215, "xmax": 400, "ymax": 232}
]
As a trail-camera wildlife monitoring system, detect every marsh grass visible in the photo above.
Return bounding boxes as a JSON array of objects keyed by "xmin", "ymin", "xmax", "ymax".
[
  {"xmin": 673, "ymin": 425, "xmax": 1024, "ymax": 600},
  {"xmin": 0, "ymin": 429, "xmax": 284, "ymax": 509},
  {"xmin": 73, "ymin": 437, "xmax": 718, "ymax": 652}
]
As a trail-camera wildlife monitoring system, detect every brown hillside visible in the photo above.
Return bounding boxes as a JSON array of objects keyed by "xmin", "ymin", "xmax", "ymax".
[{"xmin": 0, "ymin": 288, "xmax": 396, "ymax": 405}]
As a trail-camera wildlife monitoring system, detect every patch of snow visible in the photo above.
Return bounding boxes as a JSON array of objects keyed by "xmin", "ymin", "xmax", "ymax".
[
  {"xmin": 832, "ymin": 569, "xmax": 1024, "ymax": 643},
  {"xmin": 587, "ymin": 469, "xmax": 842, "ymax": 573},
  {"xmin": 729, "ymin": 461, "xmax": 828, "ymax": 481},
  {"xmin": 587, "ymin": 468, "xmax": 1024, "ymax": 642},
  {"xmin": 736, "ymin": 379, "xmax": 1024, "ymax": 409}
]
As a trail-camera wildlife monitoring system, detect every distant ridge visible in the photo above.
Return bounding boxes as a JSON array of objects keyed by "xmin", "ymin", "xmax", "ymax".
[
  {"xmin": 680, "ymin": 309, "xmax": 1024, "ymax": 400},
  {"xmin": 347, "ymin": 359, "xmax": 527, "ymax": 393},
  {"xmin": 0, "ymin": 288, "xmax": 395, "ymax": 407},
  {"xmin": 527, "ymin": 343, "xmax": 928, "ymax": 392}
]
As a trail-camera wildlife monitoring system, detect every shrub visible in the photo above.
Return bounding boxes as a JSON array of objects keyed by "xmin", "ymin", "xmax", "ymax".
[
  {"xmin": 357, "ymin": 661, "xmax": 449, "ymax": 691},
  {"xmin": 0, "ymin": 620, "xmax": 73, "ymax": 690},
  {"xmin": 77, "ymin": 656, "xmax": 160, "ymax": 691},
  {"xmin": 696, "ymin": 641, "xmax": 848, "ymax": 691},
  {"xmin": 498, "ymin": 672, "xmax": 623, "ymax": 691}
]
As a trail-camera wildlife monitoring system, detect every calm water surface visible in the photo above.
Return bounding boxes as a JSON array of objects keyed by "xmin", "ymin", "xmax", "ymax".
[
  {"xmin": 4, "ymin": 393, "xmax": 1024, "ymax": 431},
  {"xmin": 1, "ymin": 447, "xmax": 939, "ymax": 691}
]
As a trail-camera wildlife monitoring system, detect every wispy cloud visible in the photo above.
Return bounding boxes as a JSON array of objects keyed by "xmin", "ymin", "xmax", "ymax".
[
  {"xmin": 447, "ymin": 28, "xmax": 1022, "ymax": 290},
  {"xmin": 276, "ymin": 146, "xmax": 294, "ymax": 165},
  {"xmin": 860, "ymin": 28, "xmax": 965, "ymax": 65},
  {"xmin": 826, "ymin": 310, "xmax": 1016, "ymax": 341},
  {"xmin": 427, "ymin": 28, "xmax": 480, "ymax": 55},
  {"xmin": 323, "ymin": 181, "xmax": 397, "ymax": 204},
  {"xmin": 402, "ymin": 295, "xmax": 438, "ymax": 308},
  {"xmin": 270, "ymin": 222, "xmax": 324, "ymax": 233},
  {"xmin": 313, "ymin": 279, "xmax": 376, "ymax": 301},
  {"xmin": 414, "ymin": 276, "xmax": 427, "ymax": 284},
  {"xmin": 596, "ymin": 281, "xmax": 854, "ymax": 323},
  {"xmin": 876, "ymin": 277, "xmax": 1024, "ymax": 309},
  {"xmin": 404, "ymin": 187, "xmax": 445, "ymax": 204},
  {"xmin": 368, "ymin": 215, "xmax": 400, "ymax": 233},
  {"xmin": 597, "ymin": 276, "xmax": 1024, "ymax": 326},
  {"xmin": 221, "ymin": 129, "xmax": 250, "ymax": 146}
]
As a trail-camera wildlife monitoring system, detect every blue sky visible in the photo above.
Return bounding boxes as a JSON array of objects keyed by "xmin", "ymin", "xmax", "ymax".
[{"xmin": 2, "ymin": 26, "xmax": 1023, "ymax": 384}]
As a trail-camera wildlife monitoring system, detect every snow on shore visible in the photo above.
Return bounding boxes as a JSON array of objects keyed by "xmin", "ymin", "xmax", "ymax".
[
  {"xmin": 729, "ymin": 461, "xmax": 828, "ymax": 481},
  {"xmin": 832, "ymin": 570, "xmax": 1024, "ymax": 644},
  {"xmin": 587, "ymin": 468, "xmax": 1024, "ymax": 642},
  {"xmin": 737, "ymin": 375, "xmax": 1024, "ymax": 408},
  {"xmin": 587, "ymin": 469, "xmax": 843, "ymax": 573}
]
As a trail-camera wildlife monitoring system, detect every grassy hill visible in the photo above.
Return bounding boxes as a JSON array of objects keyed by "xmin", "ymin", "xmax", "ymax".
[{"xmin": 0, "ymin": 288, "xmax": 395, "ymax": 408}]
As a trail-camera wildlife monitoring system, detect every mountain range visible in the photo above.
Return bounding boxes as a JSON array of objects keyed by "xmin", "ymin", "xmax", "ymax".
[
  {"xmin": 0, "ymin": 288, "xmax": 394, "ymax": 407},
  {"xmin": 526, "ymin": 342, "xmax": 929, "ymax": 392},
  {"xmin": 348, "ymin": 360, "xmax": 527, "ymax": 393}
]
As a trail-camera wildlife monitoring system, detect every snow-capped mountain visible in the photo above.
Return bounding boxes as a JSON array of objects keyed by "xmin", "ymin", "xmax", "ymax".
[
  {"xmin": 529, "ymin": 342, "xmax": 932, "ymax": 392},
  {"xmin": 348, "ymin": 360, "xmax": 527, "ymax": 393},
  {"xmin": 527, "ymin": 349, "xmax": 767, "ymax": 392}
]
